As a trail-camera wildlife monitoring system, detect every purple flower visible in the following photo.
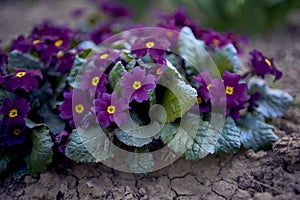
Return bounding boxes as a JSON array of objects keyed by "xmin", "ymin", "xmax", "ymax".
[
  {"xmin": 1, "ymin": 123, "xmax": 27, "ymax": 146},
  {"xmin": 0, "ymin": 68, "xmax": 43, "ymax": 92},
  {"xmin": 56, "ymin": 130, "xmax": 70, "ymax": 154},
  {"xmin": 90, "ymin": 49, "xmax": 121, "ymax": 67},
  {"xmin": 194, "ymin": 71, "xmax": 224, "ymax": 103},
  {"xmin": 120, "ymin": 67, "xmax": 156, "ymax": 103},
  {"xmin": 59, "ymin": 89, "xmax": 92, "ymax": 128},
  {"xmin": 10, "ymin": 35, "xmax": 31, "ymax": 53},
  {"xmin": 54, "ymin": 51, "xmax": 75, "ymax": 73},
  {"xmin": 226, "ymin": 31, "xmax": 248, "ymax": 54},
  {"xmin": 0, "ymin": 96, "xmax": 31, "ymax": 127},
  {"xmin": 221, "ymin": 70, "xmax": 249, "ymax": 119},
  {"xmin": 202, "ymin": 30, "xmax": 229, "ymax": 48},
  {"xmin": 94, "ymin": 92, "xmax": 129, "ymax": 128},
  {"xmin": 249, "ymin": 49, "xmax": 282, "ymax": 81},
  {"xmin": 131, "ymin": 37, "xmax": 170, "ymax": 61},
  {"xmin": 99, "ymin": 0, "xmax": 133, "ymax": 18},
  {"xmin": 248, "ymin": 92, "xmax": 261, "ymax": 110},
  {"xmin": 80, "ymin": 67, "xmax": 107, "ymax": 97},
  {"xmin": 90, "ymin": 22, "xmax": 119, "ymax": 44}
]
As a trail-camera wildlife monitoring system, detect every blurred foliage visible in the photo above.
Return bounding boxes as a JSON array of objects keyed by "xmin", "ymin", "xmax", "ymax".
[{"xmin": 117, "ymin": 0, "xmax": 300, "ymax": 34}]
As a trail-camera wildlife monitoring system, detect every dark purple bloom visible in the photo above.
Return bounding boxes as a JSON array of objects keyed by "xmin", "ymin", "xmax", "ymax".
[
  {"xmin": 221, "ymin": 70, "xmax": 249, "ymax": 119},
  {"xmin": 0, "ymin": 68, "xmax": 43, "ymax": 92},
  {"xmin": 131, "ymin": 37, "xmax": 170, "ymax": 61},
  {"xmin": 202, "ymin": 30, "xmax": 229, "ymax": 48},
  {"xmin": 0, "ymin": 96, "xmax": 31, "ymax": 127},
  {"xmin": 120, "ymin": 67, "xmax": 156, "ymax": 103},
  {"xmin": 225, "ymin": 31, "xmax": 248, "ymax": 54},
  {"xmin": 10, "ymin": 35, "xmax": 31, "ymax": 53},
  {"xmin": 248, "ymin": 92, "xmax": 261, "ymax": 110},
  {"xmin": 1, "ymin": 123, "xmax": 27, "ymax": 146},
  {"xmin": 249, "ymin": 49, "xmax": 282, "ymax": 81},
  {"xmin": 90, "ymin": 22, "xmax": 119, "ymax": 44},
  {"xmin": 99, "ymin": 0, "xmax": 133, "ymax": 18},
  {"xmin": 59, "ymin": 89, "xmax": 92, "ymax": 128},
  {"xmin": 94, "ymin": 92, "xmax": 129, "ymax": 128},
  {"xmin": 194, "ymin": 71, "xmax": 224, "ymax": 103},
  {"xmin": 56, "ymin": 130, "xmax": 70, "ymax": 154},
  {"xmin": 54, "ymin": 51, "xmax": 75, "ymax": 73},
  {"xmin": 80, "ymin": 67, "xmax": 107, "ymax": 97}
]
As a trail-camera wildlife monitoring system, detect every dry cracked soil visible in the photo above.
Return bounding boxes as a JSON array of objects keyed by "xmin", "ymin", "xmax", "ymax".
[{"xmin": 0, "ymin": 1, "xmax": 299, "ymax": 199}]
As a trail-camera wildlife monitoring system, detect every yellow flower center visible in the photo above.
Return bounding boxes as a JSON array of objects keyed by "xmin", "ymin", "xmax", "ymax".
[
  {"xmin": 206, "ymin": 84, "xmax": 212, "ymax": 90},
  {"xmin": 265, "ymin": 58, "xmax": 271, "ymax": 66},
  {"xmin": 57, "ymin": 50, "xmax": 65, "ymax": 58},
  {"xmin": 54, "ymin": 39, "xmax": 63, "ymax": 47},
  {"xmin": 13, "ymin": 128, "xmax": 21, "ymax": 136},
  {"xmin": 225, "ymin": 86, "xmax": 234, "ymax": 95},
  {"xmin": 156, "ymin": 68, "xmax": 161, "ymax": 75},
  {"xmin": 107, "ymin": 105, "xmax": 116, "ymax": 114},
  {"xmin": 196, "ymin": 96, "xmax": 202, "ymax": 104},
  {"xmin": 100, "ymin": 53, "xmax": 109, "ymax": 59},
  {"xmin": 9, "ymin": 109, "xmax": 18, "ymax": 118},
  {"xmin": 212, "ymin": 39, "xmax": 220, "ymax": 46},
  {"xmin": 32, "ymin": 39, "xmax": 40, "ymax": 44},
  {"xmin": 74, "ymin": 104, "xmax": 84, "ymax": 114},
  {"xmin": 91, "ymin": 76, "xmax": 99, "ymax": 87},
  {"xmin": 145, "ymin": 41, "xmax": 155, "ymax": 48},
  {"xmin": 166, "ymin": 31, "xmax": 173, "ymax": 38},
  {"xmin": 133, "ymin": 81, "xmax": 142, "ymax": 90},
  {"xmin": 15, "ymin": 71, "xmax": 26, "ymax": 78}
]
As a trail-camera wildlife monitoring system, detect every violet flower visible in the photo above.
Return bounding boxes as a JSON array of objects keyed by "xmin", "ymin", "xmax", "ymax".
[
  {"xmin": 221, "ymin": 70, "xmax": 249, "ymax": 119},
  {"xmin": 56, "ymin": 130, "xmax": 70, "ymax": 154},
  {"xmin": 202, "ymin": 30, "xmax": 229, "ymax": 48},
  {"xmin": 1, "ymin": 123, "xmax": 27, "ymax": 146},
  {"xmin": 54, "ymin": 51, "xmax": 75, "ymax": 73},
  {"xmin": 94, "ymin": 92, "xmax": 129, "ymax": 128},
  {"xmin": 100, "ymin": 0, "xmax": 133, "ymax": 18},
  {"xmin": 90, "ymin": 49, "xmax": 121, "ymax": 67},
  {"xmin": 248, "ymin": 92, "xmax": 261, "ymax": 110},
  {"xmin": 131, "ymin": 37, "xmax": 170, "ymax": 61},
  {"xmin": 59, "ymin": 89, "xmax": 92, "ymax": 128},
  {"xmin": 120, "ymin": 67, "xmax": 156, "ymax": 103},
  {"xmin": 249, "ymin": 49, "xmax": 282, "ymax": 81},
  {"xmin": 80, "ymin": 67, "xmax": 108, "ymax": 97},
  {"xmin": 0, "ymin": 96, "xmax": 31, "ymax": 127},
  {"xmin": 0, "ymin": 68, "xmax": 43, "ymax": 92}
]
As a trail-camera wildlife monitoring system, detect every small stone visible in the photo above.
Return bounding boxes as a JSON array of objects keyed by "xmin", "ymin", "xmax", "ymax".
[
  {"xmin": 86, "ymin": 181, "xmax": 94, "ymax": 188},
  {"xmin": 232, "ymin": 189, "xmax": 251, "ymax": 200},
  {"xmin": 139, "ymin": 187, "xmax": 147, "ymax": 196},
  {"xmin": 253, "ymin": 192, "xmax": 273, "ymax": 200}
]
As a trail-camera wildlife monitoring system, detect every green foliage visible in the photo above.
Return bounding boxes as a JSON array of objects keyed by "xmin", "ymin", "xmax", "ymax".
[
  {"xmin": 214, "ymin": 117, "xmax": 241, "ymax": 155},
  {"xmin": 237, "ymin": 113, "xmax": 278, "ymax": 151},
  {"xmin": 248, "ymin": 79, "xmax": 293, "ymax": 118},
  {"xmin": 65, "ymin": 127, "xmax": 115, "ymax": 163},
  {"xmin": 27, "ymin": 125, "xmax": 53, "ymax": 176},
  {"xmin": 159, "ymin": 63, "xmax": 197, "ymax": 123},
  {"xmin": 109, "ymin": 61, "xmax": 126, "ymax": 89},
  {"xmin": 0, "ymin": 152, "xmax": 16, "ymax": 178},
  {"xmin": 7, "ymin": 50, "xmax": 44, "ymax": 71}
]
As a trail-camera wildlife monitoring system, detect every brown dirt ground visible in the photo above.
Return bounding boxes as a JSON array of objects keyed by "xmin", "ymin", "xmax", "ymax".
[{"xmin": 0, "ymin": 1, "xmax": 300, "ymax": 199}]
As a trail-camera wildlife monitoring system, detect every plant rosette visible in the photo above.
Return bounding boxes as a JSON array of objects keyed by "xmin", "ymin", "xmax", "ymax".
[{"xmin": 0, "ymin": 8, "xmax": 293, "ymax": 177}]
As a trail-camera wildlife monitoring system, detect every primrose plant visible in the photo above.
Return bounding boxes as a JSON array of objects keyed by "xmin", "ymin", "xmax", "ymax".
[{"xmin": 0, "ymin": 7, "xmax": 293, "ymax": 177}]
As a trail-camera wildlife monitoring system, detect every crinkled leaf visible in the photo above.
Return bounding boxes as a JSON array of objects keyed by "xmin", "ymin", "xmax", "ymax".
[
  {"xmin": 211, "ymin": 44, "xmax": 241, "ymax": 74},
  {"xmin": 160, "ymin": 113, "xmax": 219, "ymax": 160},
  {"xmin": 159, "ymin": 63, "xmax": 197, "ymax": 123},
  {"xmin": 178, "ymin": 27, "xmax": 208, "ymax": 72},
  {"xmin": 67, "ymin": 56, "xmax": 85, "ymax": 88},
  {"xmin": 109, "ymin": 61, "xmax": 126, "ymax": 89},
  {"xmin": 237, "ymin": 113, "xmax": 278, "ymax": 151},
  {"xmin": 126, "ymin": 58, "xmax": 136, "ymax": 71},
  {"xmin": 126, "ymin": 152, "xmax": 154, "ymax": 174},
  {"xmin": 27, "ymin": 125, "xmax": 53, "ymax": 176},
  {"xmin": 248, "ymin": 79, "xmax": 293, "ymax": 118},
  {"xmin": 39, "ymin": 104, "xmax": 65, "ymax": 135},
  {"xmin": 0, "ymin": 152, "xmax": 17, "ymax": 178},
  {"xmin": 8, "ymin": 50, "xmax": 43, "ymax": 71},
  {"xmin": 215, "ymin": 117, "xmax": 241, "ymax": 155},
  {"xmin": 65, "ymin": 127, "xmax": 115, "ymax": 163}
]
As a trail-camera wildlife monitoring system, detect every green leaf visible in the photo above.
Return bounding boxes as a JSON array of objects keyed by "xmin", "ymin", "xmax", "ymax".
[
  {"xmin": 27, "ymin": 125, "xmax": 53, "ymax": 176},
  {"xmin": 211, "ymin": 44, "xmax": 241, "ymax": 74},
  {"xmin": 78, "ymin": 48, "xmax": 93, "ymax": 59},
  {"xmin": 159, "ymin": 63, "xmax": 197, "ymax": 123},
  {"xmin": 178, "ymin": 27, "xmax": 208, "ymax": 73},
  {"xmin": 237, "ymin": 113, "xmax": 278, "ymax": 151},
  {"xmin": 65, "ymin": 127, "xmax": 115, "ymax": 163},
  {"xmin": 8, "ymin": 50, "xmax": 43, "ymax": 71},
  {"xmin": 214, "ymin": 117, "xmax": 241, "ymax": 155},
  {"xmin": 0, "ymin": 152, "xmax": 16, "ymax": 178},
  {"xmin": 248, "ymin": 79, "xmax": 293, "ymax": 118},
  {"xmin": 67, "ymin": 56, "xmax": 85, "ymax": 88},
  {"xmin": 108, "ymin": 61, "xmax": 126, "ymax": 89},
  {"xmin": 160, "ymin": 113, "xmax": 219, "ymax": 160},
  {"xmin": 39, "ymin": 104, "xmax": 65, "ymax": 135},
  {"xmin": 126, "ymin": 152, "xmax": 154, "ymax": 174}
]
